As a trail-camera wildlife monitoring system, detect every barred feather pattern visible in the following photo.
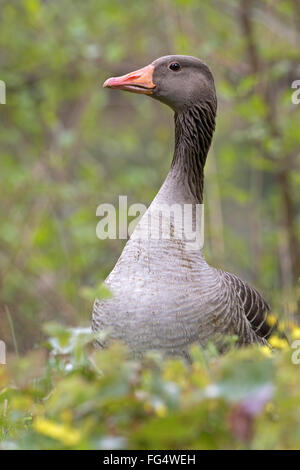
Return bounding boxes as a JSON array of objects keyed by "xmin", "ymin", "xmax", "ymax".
[
  {"xmin": 172, "ymin": 102, "xmax": 216, "ymax": 203},
  {"xmin": 92, "ymin": 102, "xmax": 271, "ymax": 355}
]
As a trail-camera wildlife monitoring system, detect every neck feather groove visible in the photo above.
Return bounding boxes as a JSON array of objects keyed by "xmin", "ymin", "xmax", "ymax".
[{"xmin": 171, "ymin": 102, "xmax": 216, "ymax": 203}]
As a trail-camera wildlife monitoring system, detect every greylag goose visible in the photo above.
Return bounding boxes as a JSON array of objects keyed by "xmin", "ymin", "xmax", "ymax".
[{"xmin": 92, "ymin": 55, "xmax": 272, "ymax": 356}]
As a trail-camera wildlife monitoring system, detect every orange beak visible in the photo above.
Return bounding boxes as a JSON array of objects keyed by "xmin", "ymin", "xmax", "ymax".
[{"xmin": 103, "ymin": 64, "xmax": 155, "ymax": 95}]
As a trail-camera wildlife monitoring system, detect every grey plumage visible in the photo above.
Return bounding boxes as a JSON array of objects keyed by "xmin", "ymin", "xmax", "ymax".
[{"xmin": 92, "ymin": 55, "xmax": 272, "ymax": 355}]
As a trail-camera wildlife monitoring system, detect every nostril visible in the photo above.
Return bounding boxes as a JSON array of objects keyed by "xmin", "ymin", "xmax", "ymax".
[{"xmin": 124, "ymin": 74, "xmax": 141, "ymax": 82}]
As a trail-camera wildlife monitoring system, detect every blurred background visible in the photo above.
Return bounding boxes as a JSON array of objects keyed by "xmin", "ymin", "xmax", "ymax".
[{"xmin": 0, "ymin": 0, "xmax": 299, "ymax": 353}]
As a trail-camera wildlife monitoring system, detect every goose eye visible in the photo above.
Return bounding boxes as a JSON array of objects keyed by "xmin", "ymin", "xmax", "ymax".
[{"xmin": 169, "ymin": 62, "xmax": 181, "ymax": 72}]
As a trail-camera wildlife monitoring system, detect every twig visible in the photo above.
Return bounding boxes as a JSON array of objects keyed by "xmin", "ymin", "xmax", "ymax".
[{"xmin": 5, "ymin": 305, "xmax": 19, "ymax": 357}]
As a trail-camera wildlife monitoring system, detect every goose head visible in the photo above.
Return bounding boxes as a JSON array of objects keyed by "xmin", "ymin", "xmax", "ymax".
[{"xmin": 103, "ymin": 55, "xmax": 217, "ymax": 113}]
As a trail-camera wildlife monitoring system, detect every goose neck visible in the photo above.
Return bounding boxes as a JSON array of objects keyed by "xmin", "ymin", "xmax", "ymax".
[{"xmin": 170, "ymin": 104, "xmax": 216, "ymax": 204}]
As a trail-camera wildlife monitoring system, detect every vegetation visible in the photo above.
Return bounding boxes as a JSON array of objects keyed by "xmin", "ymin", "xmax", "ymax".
[
  {"xmin": 0, "ymin": 0, "xmax": 299, "ymax": 450},
  {"xmin": 0, "ymin": 324, "xmax": 300, "ymax": 450}
]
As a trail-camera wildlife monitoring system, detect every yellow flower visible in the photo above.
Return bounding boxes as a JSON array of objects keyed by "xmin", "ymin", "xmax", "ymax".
[
  {"xmin": 269, "ymin": 335, "xmax": 288, "ymax": 350},
  {"xmin": 260, "ymin": 346, "xmax": 273, "ymax": 357},
  {"xmin": 278, "ymin": 321, "xmax": 286, "ymax": 333},
  {"xmin": 33, "ymin": 417, "xmax": 81, "ymax": 446},
  {"xmin": 291, "ymin": 327, "xmax": 300, "ymax": 340},
  {"xmin": 266, "ymin": 315, "xmax": 278, "ymax": 327}
]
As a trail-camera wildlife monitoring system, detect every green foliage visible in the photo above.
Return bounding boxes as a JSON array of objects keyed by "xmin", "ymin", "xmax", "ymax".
[
  {"xmin": 0, "ymin": 0, "xmax": 299, "ymax": 353},
  {"xmin": 0, "ymin": 0, "xmax": 299, "ymax": 450},
  {"xmin": 0, "ymin": 326, "xmax": 300, "ymax": 450}
]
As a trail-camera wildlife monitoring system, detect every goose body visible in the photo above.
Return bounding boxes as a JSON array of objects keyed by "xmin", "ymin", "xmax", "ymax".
[{"xmin": 92, "ymin": 56, "xmax": 271, "ymax": 355}]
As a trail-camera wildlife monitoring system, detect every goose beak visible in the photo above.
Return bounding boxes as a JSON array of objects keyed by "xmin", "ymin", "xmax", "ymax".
[{"xmin": 103, "ymin": 64, "xmax": 155, "ymax": 95}]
